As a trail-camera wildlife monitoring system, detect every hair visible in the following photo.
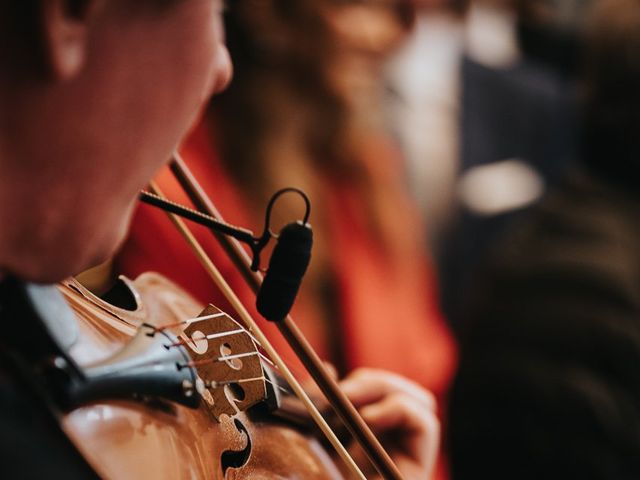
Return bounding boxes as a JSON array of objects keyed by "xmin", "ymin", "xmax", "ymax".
[
  {"xmin": 204, "ymin": 0, "xmax": 423, "ymax": 333},
  {"xmin": 210, "ymin": 0, "xmax": 345, "ymax": 194},
  {"xmin": 582, "ymin": 0, "xmax": 640, "ymax": 188},
  {"xmin": 0, "ymin": 2, "xmax": 43, "ymax": 79},
  {"xmin": 211, "ymin": 0, "xmax": 419, "ymax": 200},
  {"xmin": 0, "ymin": 0, "xmax": 183, "ymax": 81}
]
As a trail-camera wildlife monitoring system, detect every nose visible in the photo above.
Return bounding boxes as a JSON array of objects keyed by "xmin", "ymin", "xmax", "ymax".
[{"xmin": 211, "ymin": 45, "xmax": 233, "ymax": 95}]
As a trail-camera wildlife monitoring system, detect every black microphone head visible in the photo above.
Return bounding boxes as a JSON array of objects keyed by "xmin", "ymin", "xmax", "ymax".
[{"xmin": 256, "ymin": 221, "xmax": 313, "ymax": 322}]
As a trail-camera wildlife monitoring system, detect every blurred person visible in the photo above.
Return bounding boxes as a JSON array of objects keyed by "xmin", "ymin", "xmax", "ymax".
[
  {"xmin": 119, "ymin": 0, "xmax": 456, "ymax": 408},
  {"xmin": 449, "ymin": 0, "xmax": 640, "ymax": 478},
  {"xmin": 384, "ymin": 0, "xmax": 467, "ymax": 244},
  {"xmin": 438, "ymin": 19, "xmax": 578, "ymax": 331},
  {"xmin": 386, "ymin": 0, "xmax": 579, "ymax": 332}
]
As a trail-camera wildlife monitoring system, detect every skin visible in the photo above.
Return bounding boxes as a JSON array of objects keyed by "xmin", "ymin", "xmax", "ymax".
[
  {"xmin": 0, "ymin": 0, "xmax": 232, "ymax": 282},
  {"xmin": 0, "ymin": 1, "xmax": 439, "ymax": 477},
  {"xmin": 341, "ymin": 369, "xmax": 440, "ymax": 479}
]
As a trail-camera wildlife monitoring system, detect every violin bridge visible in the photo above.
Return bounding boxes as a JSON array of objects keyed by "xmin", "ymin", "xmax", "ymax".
[{"xmin": 179, "ymin": 305, "xmax": 267, "ymax": 421}]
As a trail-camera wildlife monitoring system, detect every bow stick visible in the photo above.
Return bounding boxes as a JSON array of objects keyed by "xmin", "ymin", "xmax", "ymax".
[{"xmin": 155, "ymin": 153, "xmax": 405, "ymax": 480}]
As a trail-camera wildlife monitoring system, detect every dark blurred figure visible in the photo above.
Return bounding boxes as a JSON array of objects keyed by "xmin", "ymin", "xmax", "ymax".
[
  {"xmin": 449, "ymin": 0, "xmax": 640, "ymax": 478},
  {"xmin": 437, "ymin": 0, "xmax": 579, "ymax": 332},
  {"xmin": 384, "ymin": 0, "xmax": 469, "ymax": 240}
]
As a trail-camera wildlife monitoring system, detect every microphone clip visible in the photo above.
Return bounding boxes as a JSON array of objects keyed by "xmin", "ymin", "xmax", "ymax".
[{"xmin": 139, "ymin": 187, "xmax": 312, "ymax": 274}]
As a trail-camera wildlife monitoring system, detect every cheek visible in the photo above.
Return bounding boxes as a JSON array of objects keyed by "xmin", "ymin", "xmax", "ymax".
[
  {"xmin": 175, "ymin": 6, "xmax": 226, "ymax": 109},
  {"xmin": 107, "ymin": 4, "xmax": 227, "ymax": 185},
  {"xmin": 80, "ymin": 194, "xmax": 137, "ymax": 275},
  {"xmin": 85, "ymin": 3, "xmax": 229, "ymax": 190},
  {"xmin": 146, "ymin": 6, "xmax": 227, "ymax": 151}
]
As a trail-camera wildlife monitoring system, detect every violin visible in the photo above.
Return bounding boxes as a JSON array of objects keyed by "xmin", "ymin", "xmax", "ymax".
[
  {"xmin": 0, "ymin": 156, "xmax": 406, "ymax": 479},
  {"xmin": 59, "ymin": 273, "xmax": 344, "ymax": 479}
]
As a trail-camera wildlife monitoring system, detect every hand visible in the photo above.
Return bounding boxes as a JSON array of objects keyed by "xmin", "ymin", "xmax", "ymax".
[{"xmin": 340, "ymin": 368, "xmax": 440, "ymax": 480}]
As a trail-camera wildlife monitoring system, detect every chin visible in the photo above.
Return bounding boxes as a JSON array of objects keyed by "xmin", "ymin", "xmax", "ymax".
[
  {"xmin": 82, "ymin": 219, "xmax": 131, "ymax": 275},
  {"xmin": 11, "ymin": 256, "xmax": 93, "ymax": 285},
  {"xmin": 22, "ymin": 244, "xmax": 116, "ymax": 285},
  {"xmin": 12, "ymin": 197, "xmax": 138, "ymax": 284},
  {"xmin": 51, "ymin": 218, "xmax": 130, "ymax": 283}
]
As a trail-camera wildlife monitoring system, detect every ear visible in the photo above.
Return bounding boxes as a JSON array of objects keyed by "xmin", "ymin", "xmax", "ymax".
[{"xmin": 40, "ymin": 0, "xmax": 97, "ymax": 80}]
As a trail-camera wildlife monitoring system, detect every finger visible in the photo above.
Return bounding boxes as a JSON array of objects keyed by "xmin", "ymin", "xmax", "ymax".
[
  {"xmin": 340, "ymin": 368, "xmax": 436, "ymax": 410},
  {"xmin": 301, "ymin": 361, "xmax": 339, "ymax": 396},
  {"xmin": 323, "ymin": 361, "xmax": 338, "ymax": 381},
  {"xmin": 361, "ymin": 393, "xmax": 440, "ymax": 478},
  {"xmin": 360, "ymin": 392, "xmax": 438, "ymax": 434}
]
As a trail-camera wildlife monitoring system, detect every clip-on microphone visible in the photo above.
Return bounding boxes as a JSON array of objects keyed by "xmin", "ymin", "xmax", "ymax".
[{"xmin": 139, "ymin": 187, "xmax": 313, "ymax": 322}]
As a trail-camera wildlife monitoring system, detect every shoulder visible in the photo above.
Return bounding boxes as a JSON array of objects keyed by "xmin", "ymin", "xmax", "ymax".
[
  {"xmin": 463, "ymin": 170, "xmax": 640, "ymax": 357},
  {"xmin": 449, "ymin": 170, "xmax": 640, "ymax": 479},
  {"xmin": 493, "ymin": 171, "xmax": 640, "ymax": 303}
]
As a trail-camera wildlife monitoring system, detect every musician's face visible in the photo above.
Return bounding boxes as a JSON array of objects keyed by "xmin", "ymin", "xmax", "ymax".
[{"xmin": 0, "ymin": 0, "xmax": 232, "ymax": 281}]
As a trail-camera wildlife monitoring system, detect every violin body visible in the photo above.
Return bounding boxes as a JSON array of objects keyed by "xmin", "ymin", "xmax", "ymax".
[{"xmin": 58, "ymin": 273, "xmax": 343, "ymax": 479}]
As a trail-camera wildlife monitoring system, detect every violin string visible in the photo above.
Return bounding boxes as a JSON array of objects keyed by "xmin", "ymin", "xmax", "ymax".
[
  {"xmin": 161, "ymin": 324, "xmax": 281, "ymax": 371},
  {"xmin": 264, "ymin": 377, "xmax": 291, "ymax": 395},
  {"xmin": 162, "ymin": 331, "xmax": 285, "ymax": 377},
  {"xmin": 96, "ymin": 350, "xmax": 260, "ymax": 375},
  {"xmin": 202, "ymin": 376, "xmax": 290, "ymax": 396},
  {"xmin": 156, "ymin": 311, "xmax": 267, "ymax": 353},
  {"xmin": 104, "ymin": 338, "xmax": 278, "ymax": 392},
  {"xmin": 156, "ymin": 313, "xmax": 283, "ymax": 376},
  {"xmin": 164, "ymin": 328, "xmax": 246, "ymax": 348},
  {"xmin": 258, "ymin": 351, "xmax": 277, "ymax": 369},
  {"xmin": 158, "ymin": 313, "xmax": 284, "ymax": 373},
  {"xmin": 247, "ymin": 331, "xmax": 264, "ymax": 348},
  {"xmin": 90, "ymin": 350, "xmax": 282, "ymax": 395},
  {"xmin": 156, "ymin": 316, "xmax": 307, "ymax": 395},
  {"xmin": 155, "ymin": 312, "xmax": 226, "ymax": 331},
  {"xmin": 155, "ymin": 319, "xmax": 313, "ymax": 420},
  {"xmin": 204, "ymin": 376, "xmax": 266, "ymax": 389},
  {"xmin": 148, "ymin": 178, "xmax": 366, "ymax": 479},
  {"xmin": 179, "ymin": 350, "xmax": 259, "ymax": 369}
]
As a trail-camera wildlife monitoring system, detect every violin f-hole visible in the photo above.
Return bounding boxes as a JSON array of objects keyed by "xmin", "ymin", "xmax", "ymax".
[{"xmin": 220, "ymin": 419, "xmax": 252, "ymax": 475}]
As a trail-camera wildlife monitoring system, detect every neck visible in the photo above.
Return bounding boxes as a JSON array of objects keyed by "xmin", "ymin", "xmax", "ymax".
[
  {"xmin": 0, "ymin": 138, "xmax": 62, "ymax": 282},
  {"xmin": 0, "ymin": 81, "xmax": 97, "ymax": 283}
]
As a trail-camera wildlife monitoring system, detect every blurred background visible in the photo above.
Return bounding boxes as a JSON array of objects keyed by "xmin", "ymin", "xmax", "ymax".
[{"xmin": 114, "ymin": 0, "xmax": 640, "ymax": 477}]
